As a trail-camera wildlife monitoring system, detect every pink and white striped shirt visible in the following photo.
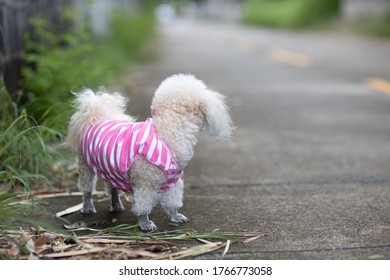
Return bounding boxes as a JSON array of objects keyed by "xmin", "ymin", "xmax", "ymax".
[{"xmin": 81, "ymin": 118, "xmax": 182, "ymax": 193}]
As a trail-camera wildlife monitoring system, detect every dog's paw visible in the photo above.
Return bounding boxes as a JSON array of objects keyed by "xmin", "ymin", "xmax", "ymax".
[
  {"xmin": 170, "ymin": 213, "xmax": 189, "ymax": 224},
  {"xmin": 81, "ymin": 202, "xmax": 96, "ymax": 214},
  {"xmin": 140, "ymin": 220, "xmax": 157, "ymax": 231},
  {"xmin": 81, "ymin": 207, "xmax": 96, "ymax": 214}
]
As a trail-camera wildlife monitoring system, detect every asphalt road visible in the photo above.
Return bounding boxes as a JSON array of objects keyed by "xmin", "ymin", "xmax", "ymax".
[{"xmin": 68, "ymin": 20, "xmax": 390, "ymax": 259}]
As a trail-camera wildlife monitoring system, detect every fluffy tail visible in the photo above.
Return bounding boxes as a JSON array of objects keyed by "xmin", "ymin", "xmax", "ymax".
[
  {"xmin": 152, "ymin": 74, "xmax": 234, "ymax": 140},
  {"xmin": 66, "ymin": 88, "xmax": 134, "ymax": 150}
]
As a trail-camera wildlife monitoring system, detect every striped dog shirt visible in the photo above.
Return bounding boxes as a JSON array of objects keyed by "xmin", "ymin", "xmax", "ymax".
[{"xmin": 81, "ymin": 118, "xmax": 182, "ymax": 192}]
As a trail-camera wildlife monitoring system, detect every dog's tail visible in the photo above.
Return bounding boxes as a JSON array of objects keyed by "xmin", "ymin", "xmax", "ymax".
[
  {"xmin": 66, "ymin": 88, "xmax": 134, "ymax": 150},
  {"xmin": 152, "ymin": 74, "xmax": 233, "ymax": 140}
]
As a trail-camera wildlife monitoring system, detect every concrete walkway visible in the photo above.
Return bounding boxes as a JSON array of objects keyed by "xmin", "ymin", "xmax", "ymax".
[{"xmin": 64, "ymin": 19, "xmax": 390, "ymax": 259}]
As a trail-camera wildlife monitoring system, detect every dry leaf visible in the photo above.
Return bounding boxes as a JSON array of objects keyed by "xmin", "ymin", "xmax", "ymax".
[
  {"xmin": 44, "ymin": 233, "xmax": 59, "ymax": 244},
  {"xmin": 28, "ymin": 253, "xmax": 39, "ymax": 260},
  {"xmin": 63, "ymin": 221, "xmax": 88, "ymax": 230},
  {"xmin": 56, "ymin": 203, "xmax": 83, "ymax": 217},
  {"xmin": 197, "ymin": 238, "xmax": 214, "ymax": 244},
  {"xmin": 25, "ymin": 239, "xmax": 35, "ymax": 254},
  {"xmin": 51, "ymin": 244, "xmax": 78, "ymax": 253},
  {"xmin": 156, "ymin": 242, "xmax": 225, "ymax": 260},
  {"xmin": 222, "ymin": 239, "xmax": 231, "ymax": 257},
  {"xmin": 34, "ymin": 191, "xmax": 106, "ymax": 199},
  {"xmin": 242, "ymin": 234, "xmax": 265, "ymax": 244},
  {"xmin": 44, "ymin": 247, "xmax": 104, "ymax": 259},
  {"xmin": 20, "ymin": 228, "xmax": 31, "ymax": 243},
  {"xmin": 34, "ymin": 235, "xmax": 47, "ymax": 247},
  {"xmin": 83, "ymin": 239, "xmax": 134, "ymax": 244},
  {"xmin": 36, "ymin": 226, "xmax": 46, "ymax": 234},
  {"xmin": 9, "ymin": 243, "xmax": 20, "ymax": 257}
]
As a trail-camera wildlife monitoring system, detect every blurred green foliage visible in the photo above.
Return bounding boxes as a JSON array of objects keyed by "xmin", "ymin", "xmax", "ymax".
[
  {"xmin": 242, "ymin": 0, "xmax": 339, "ymax": 29},
  {"xmin": 21, "ymin": 8, "xmax": 156, "ymax": 133},
  {"xmin": 109, "ymin": 12, "xmax": 156, "ymax": 59},
  {"xmin": 355, "ymin": 17, "xmax": 390, "ymax": 37}
]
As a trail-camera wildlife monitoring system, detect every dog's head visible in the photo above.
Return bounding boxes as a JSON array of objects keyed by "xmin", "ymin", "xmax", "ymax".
[{"xmin": 151, "ymin": 74, "xmax": 233, "ymax": 140}]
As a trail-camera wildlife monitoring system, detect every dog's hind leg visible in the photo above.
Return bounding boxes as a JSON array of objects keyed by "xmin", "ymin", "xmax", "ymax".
[
  {"xmin": 78, "ymin": 152, "xmax": 97, "ymax": 213},
  {"xmin": 107, "ymin": 184, "xmax": 125, "ymax": 212},
  {"xmin": 160, "ymin": 179, "xmax": 189, "ymax": 224}
]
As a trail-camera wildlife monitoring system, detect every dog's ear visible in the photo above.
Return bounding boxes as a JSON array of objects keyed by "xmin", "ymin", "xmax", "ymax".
[{"xmin": 201, "ymin": 90, "xmax": 233, "ymax": 140}]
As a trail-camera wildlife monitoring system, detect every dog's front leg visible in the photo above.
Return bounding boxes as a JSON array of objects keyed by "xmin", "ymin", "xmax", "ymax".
[
  {"xmin": 161, "ymin": 179, "xmax": 189, "ymax": 224},
  {"xmin": 137, "ymin": 214, "xmax": 156, "ymax": 231},
  {"xmin": 129, "ymin": 159, "xmax": 167, "ymax": 230},
  {"xmin": 132, "ymin": 185, "xmax": 159, "ymax": 231}
]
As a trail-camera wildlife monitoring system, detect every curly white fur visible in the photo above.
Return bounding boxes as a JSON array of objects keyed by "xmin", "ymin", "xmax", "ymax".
[
  {"xmin": 66, "ymin": 74, "xmax": 233, "ymax": 231},
  {"xmin": 66, "ymin": 88, "xmax": 134, "ymax": 151}
]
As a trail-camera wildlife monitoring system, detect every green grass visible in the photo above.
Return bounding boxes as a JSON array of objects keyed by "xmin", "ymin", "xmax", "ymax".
[
  {"xmin": 0, "ymin": 79, "xmax": 66, "ymax": 255},
  {"xmin": 0, "ymin": 80, "xmax": 62, "ymax": 190},
  {"xmin": 242, "ymin": 0, "xmax": 339, "ymax": 29}
]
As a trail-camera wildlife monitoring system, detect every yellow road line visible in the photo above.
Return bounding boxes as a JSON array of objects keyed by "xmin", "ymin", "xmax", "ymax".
[
  {"xmin": 270, "ymin": 47, "xmax": 312, "ymax": 68},
  {"xmin": 235, "ymin": 38, "xmax": 253, "ymax": 52},
  {"xmin": 366, "ymin": 78, "xmax": 390, "ymax": 95}
]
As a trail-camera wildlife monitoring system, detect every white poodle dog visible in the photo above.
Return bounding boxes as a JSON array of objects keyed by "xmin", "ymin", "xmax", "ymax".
[{"xmin": 66, "ymin": 74, "xmax": 233, "ymax": 230}]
